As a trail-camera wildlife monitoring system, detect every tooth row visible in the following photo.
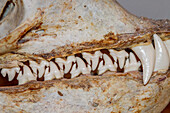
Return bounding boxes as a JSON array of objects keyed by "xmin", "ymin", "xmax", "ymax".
[{"xmin": 0, "ymin": 34, "xmax": 169, "ymax": 85}]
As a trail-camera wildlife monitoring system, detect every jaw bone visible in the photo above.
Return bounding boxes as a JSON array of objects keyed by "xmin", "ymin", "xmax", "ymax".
[
  {"xmin": 153, "ymin": 34, "xmax": 170, "ymax": 72},
  {"xmin": 132, "ymin": 44, "xmax": 155, "ymax": 85}
]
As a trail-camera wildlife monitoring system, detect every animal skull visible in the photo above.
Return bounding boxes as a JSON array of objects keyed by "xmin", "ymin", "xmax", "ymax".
[{"xmin": 0, "ymin": 0, "xmax": 169, "ymax": 112}]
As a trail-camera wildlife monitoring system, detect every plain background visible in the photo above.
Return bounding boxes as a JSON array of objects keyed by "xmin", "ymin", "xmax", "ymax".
[{"xmin": 117, "ymin": 0, "xmax": 170, "ymax": 19}]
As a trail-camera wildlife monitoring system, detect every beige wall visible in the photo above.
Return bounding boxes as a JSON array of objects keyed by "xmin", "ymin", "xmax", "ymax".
[{"xmin": 117, "ymin": 0, "xmax": 170, "ymax": 19}]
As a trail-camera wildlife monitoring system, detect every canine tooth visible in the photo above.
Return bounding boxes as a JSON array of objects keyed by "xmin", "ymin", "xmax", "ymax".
[
  {"xmin": 76, "ymin": 57, "xmax": 91, "ymax": 74},
  {"xmin": 70, "ymin": 64, "xmax": 80, "ymax": 78},
  {"xmin": 64, "ymin": 56, "xmax": 76, "ymax": 73},
  {"xmin": 164, "ymin": 39, "xmax": 170, "ymax": 59},
  {"xmin": 124, "ymin": 52, "xmax": 141, "ymax": 73},
  {"xmin": 29, "ymin": 61, "xmax": 49, "ymax": 78},
  {"xmin": 132, "ymin": 44, "xmax": 155, "ymax": 85},
  {"xmin": 17, "ymin": 65, "xmax": 37, "ymax": 85},
  {"xmin": 44, "ymin": 61, "xmax": 63, "ymax": 81},
  {"xmin": 98, "ymin": 54, "xmax": 117, "ymax": 75},
  {"xmin": 154, "ymin": 34, "xmax": 170, "ymax": 72}
]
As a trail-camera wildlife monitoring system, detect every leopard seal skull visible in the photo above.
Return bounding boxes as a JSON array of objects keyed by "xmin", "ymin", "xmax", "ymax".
[{"xmin": 0, "ymin": 0, "xmax": 169, "ymax": 112}]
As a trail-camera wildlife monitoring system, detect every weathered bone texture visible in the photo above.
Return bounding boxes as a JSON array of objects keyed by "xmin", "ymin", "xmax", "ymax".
[
  {"xmin": 0, "ymin": 0, "xmax": 24, "ymax": 39},
  {"xmin": 0, "ymin": 73, "xmax": 169, "ymax": 113},
  {"xmin": 0, "ymin": 0, "xmax": 169, "ymax": 112}
]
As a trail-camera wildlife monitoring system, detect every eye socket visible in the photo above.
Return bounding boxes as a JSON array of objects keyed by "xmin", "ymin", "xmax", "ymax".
[{"xmin": 0, "ymin": 1, "xmax": 15, "ymax": 21}]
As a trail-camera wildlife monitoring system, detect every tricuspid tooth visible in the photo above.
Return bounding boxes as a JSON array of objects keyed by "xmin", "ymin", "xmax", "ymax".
[
  {"xmin": 153, "ymin": 34, "xmax": 170, "ymax": 72},
  {"xmin": 1, "ymin": 67, "xmax": 20, "ymax": 81},
  {"xmin": 109, "ymin": 49, "xmax": 128, "ymax": 69},
  {"xmin": 29, "ymin": 60, "xmax": 49, "ymax": 78},
  {"xmin": 44, "ymin": 61, "xmax": 64, "ymax": 81},
  {"xmin": 163, "ymin": 39, "xmax": 170, "ymax": 59},
  {"xmin": 82, "ymin": 51, "xmax": 102, "ymax": 71},
  {"xmin": 124, "ymin": 52, "xmax": 141, "ymax": 73},
  {"xmin": 98, "ymin": 54, "xmax": 117, "ymax": 75},
  {"xmin": 17, "ymin": 65, "xmax": 37, "ymax": 85},
  {"xmin": 70, "ymin": 57, "xmax": 91, "ymax": 78},
  {"xmin": 132, "ymin": 44, "xmax": 155, "ymax": 85},
  {"xmin": 64, "ymin": 56, "xmax": 76, "ymax": 73}
]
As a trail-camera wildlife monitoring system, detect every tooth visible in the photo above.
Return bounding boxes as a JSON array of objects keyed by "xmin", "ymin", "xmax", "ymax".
[
  {"xmin": 83, "ymin": 51, "xmax": 102, "ymax": 71},
  {"xmin": 124, "ymin": 52, "xmax": 141, "ymax": 73},
  {"xmin": 163, "ymin": 39, "xmax": 170, "ymax": 59},
  {"xmin": 17, "ymin": 65, "xmax": 36, "ymax": 85},
  {"xmin": 70, "ymin": 64, "xmax": 80, "ymax": 78},
  {"xmin": 98, "ymin": 54, "xmax": 117, "ymax": 75},
  {"xmin": 1, "ymin": 68, "xmax": 8, "ymax": 77},
  {"xmin": 30, "ymin": 61, "xmax": 49, "ymax": 78},
  {"xmin": 109, "ymin": 49, "xmax": 117, "ymax": 62},
  {"xmin": 44, "ymin": 61, "xmax": 63, "ymax": 81},
  {"xmin": 132, "ymin": 44, "xmax": 155, "ymax": 85},
  {"xmin": 92, "ymin": 51, "xmax": 102, "ymax": 71},
  {"xmin": 154, "ymin": 34, "xmax": 170, "ymax": 72},
  {"xmin": 109, "ymin": 49, "xmax": 128, "ymax": 69},
  {"xmin": 76, "ymin": 57, "xmax": 91, "ymax": 74},
  {"xmin": 55, "ymin": 58, "xmax": 66, "ymax": 70},
  {"xmin": 117, "ymin": 50, "xmax": 128, "ymax": 69},
  {"xmin": 64, "ymin": 56, "xmax": 76, "ymax": 73},
  {"xmin": 8, "ymin": 67, "xmax": 20, "ymax": 81},
  {"xmin": 17, "ymin": 71, "xmax": 27, "ymax": 85},
  {"xmin": 82, "ymin": 52, "xmax": 92, "ymax": 64}
]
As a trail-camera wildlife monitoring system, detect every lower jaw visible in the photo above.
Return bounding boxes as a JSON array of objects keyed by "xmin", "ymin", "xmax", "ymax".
[
  {"xmin": 0, "ymin": 71, "xmax": 169, "ymax": 113},
  {"xmin": 0, "ymin": 70, "xmax": 169, "ymax": 91}
]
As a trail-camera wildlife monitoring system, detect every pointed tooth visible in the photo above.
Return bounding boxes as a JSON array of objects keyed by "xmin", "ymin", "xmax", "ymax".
[
  {"xmin": 55, "ymin": 58, "xmax": 66, "ymax": 70},
  {"xmin": 132, "ymin": 44, "xmax": 155, "ymax": 85},
  {"xmin": 39, "ymin": 61, "xmax": 49, "ymax": 78},
  {"xmin": 50, "ymin": 61, "xmax": 63, "ymax": 79},
  {"xmin": 8, "ymin": 67, "xmax": 20, "ymax": 81},
  {"xmin": 98, "ymin": 61, "xmax": 106, "ymax": 75},
  {"xmin": 24, "ymin": 65, "xmax": 37, "ymax": 81},
  {"xmin": 1, "ymin": 68, "xmax": 8, "ymax": 77},
  {"xmin": 124, "ymin": 53, "xmax": 141, "ymax": 73},
  {"xmin": 76, "ymin": 57, "xmax": 91, "ymax": 74},
  {"xmin": 98, "ymin": 54, "xmax": 117, "ymax": 75},
  {"xmin": 70, "ymin": 64, "xmax": 80, "ymax": 78},
  {"xmin": 163, "ymin": 39, "xmax": 170, "ymax": 59},
  {"xmin": 154, "ymin": 34, "xmax": 170, "ymax": 72},
  {"xmin": 29, "ymin": 61, "xmax": 38, "ymax": 75},
  {"xmin": 117, "ymin": 50, "xmax": 128, "ymax": 69},
  {"xmin": 92, "ymin": 51, "xmax": 102, "ymax": 71},
  {"xmin": 103, "ymin": 54, "xmax": 117, "ymax": 72},
  {"xmin": 17, "ymin": 71, "xmax": 27, "ymax": 85},
  {"xmin": 65, "ymin": 56, "xmax": 76, "ymax": 73},
  {"xmin": 82, "ymin": 52, "xmax": 92, "ymax": 65},
  {"xmin": 109, "ymin": 49, "xmax": 117, "ymax": 62},
  {"xmin": 30, "ymin": 61, "xmax": 49, "ymax": 78},
  {"xmin": 17, "ymin": 65, "xmax": 36, "ymax": 85}
]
